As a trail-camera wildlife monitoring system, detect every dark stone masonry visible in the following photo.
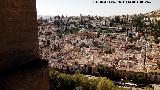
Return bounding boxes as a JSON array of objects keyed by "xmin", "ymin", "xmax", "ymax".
[
  {"xmin": 0, "ymin": 58, "xmax": 50, "ymax": 90},
  {"xmin": 0, "ymin": 0, "xmax": 50, "ymax": 90}
]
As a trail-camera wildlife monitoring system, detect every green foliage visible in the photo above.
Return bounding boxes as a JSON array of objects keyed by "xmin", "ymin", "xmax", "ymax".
[
  {"xmin": 144, "ymin": 86, "xmax": 154, "ymax": 90},
  {"xmin": 132, "ymin": 15, "xmax": 145, "ymax": 32},
  {"xmin": 96, "ymin": 64, "xmax": 111, "ymax": 77},
  {"xmin": 128, "ymin": 36, "xmax": 140, "ymax": 42},
  {"xmin": 154, "ymin": 38, "xmax": 160, "ymax": 44},
  {"xmin": 96, "ymin": 65, "xmax": 120, "ymax": 81},
  {"xmin": 125, "ymin": 44, "xmax": 141, "ymax": 51},
  {"xmin": 100, "ymin": 45, "xmax": 115, "ymax": 54},
  {"xmin": 49, "ymin": 67, "xmax": 127, "ymax": 90},
  {"xmin": 153, "ymin": 20, "xmax": 160, "ymax": 43},
  {"xmin": 97, "ymin": 77, "xmax": 115, "ymax": 90},
  {"xmin": 96, "ymin": 64, "xmax": 150, "ymax": 85},
  {"xmin": 49, "ymin": 67, "xmax": 152, "ymax": 90}
]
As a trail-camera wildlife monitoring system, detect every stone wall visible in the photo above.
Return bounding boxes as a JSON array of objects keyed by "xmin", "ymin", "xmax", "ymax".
[
  {"xmin": 0, "ymin": 0, "xmax": 38, "ymax": 71},
  {"xmin": 0, "ymin": 0, "xmax": 50, "ymax": 89},
  {"xmin": 0, "ymin": 58, "xmax": 50, "ymax": 90}
]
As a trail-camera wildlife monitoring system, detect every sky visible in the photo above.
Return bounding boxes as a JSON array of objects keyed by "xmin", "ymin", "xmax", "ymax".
[{"xmin": 36, "ymin": 0, "xmax": 160, "ymax": 16}]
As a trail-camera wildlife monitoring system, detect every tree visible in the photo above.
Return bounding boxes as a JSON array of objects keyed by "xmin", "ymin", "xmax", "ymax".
[
  {"xmin": 96, "ymin": 65, "xmax": 110, "ymax": 77},
  {"xmin": 115, "ymin": 16, "xmax": 121, "ymax": 23},
  {"xmin": 153, "ymin": 20, "xmax": 160, "ymax": 44},
  {"xmin": 49, "ymin": 67, "xmax": 128, "ymax": 90},
  {"xmin": 97, "ymin": 77, "xmax": 115, "ymax": 90},
  {"xmin": 49, "ymin": 68, "xmax": 61, "ymax": 90},
  {"xmin": 132, "ymin": 15, "xmax": 145, "ymax": 33}
]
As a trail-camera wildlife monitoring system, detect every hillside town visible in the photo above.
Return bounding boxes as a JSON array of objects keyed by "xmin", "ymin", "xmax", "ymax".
[{"xmin": 38, "ymin": 10, "xmax": 160, "ymax": 84}]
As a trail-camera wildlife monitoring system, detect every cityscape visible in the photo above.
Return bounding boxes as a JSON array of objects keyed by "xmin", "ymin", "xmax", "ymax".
[
  {"xmin": 0, "ymin": 0, "xmax": 160, "ymax": 90},
  {"xmin": 38, "ymin": 10, "xmax": 160, "ymax": 89}
]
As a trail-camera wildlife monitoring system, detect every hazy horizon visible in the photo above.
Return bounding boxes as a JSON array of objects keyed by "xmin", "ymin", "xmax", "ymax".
[{"xmin": 36, "ymin": 0, "xmax": 160, "ymax": 17}]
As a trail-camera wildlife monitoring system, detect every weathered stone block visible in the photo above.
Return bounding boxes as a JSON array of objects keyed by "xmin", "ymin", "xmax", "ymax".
[{"xmin": 0, "ymin": 0, "xmax": 38, "ymax": 71}]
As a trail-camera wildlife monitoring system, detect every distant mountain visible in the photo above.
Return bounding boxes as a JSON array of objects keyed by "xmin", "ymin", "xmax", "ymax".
[
  {"xmin": 37, "ymin": 15, "xmax": 54, "ymax": 19},
  {"xmin": 146, "ymin": 9, "xmax": 160, "ymax": 17},
  {"xmin": 37, "ymin": 9, "xmax": 160, "ymax": 19},
  {"xmin": 154, "ymin": 10, "xmax": 160, "ymax": 12}
]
